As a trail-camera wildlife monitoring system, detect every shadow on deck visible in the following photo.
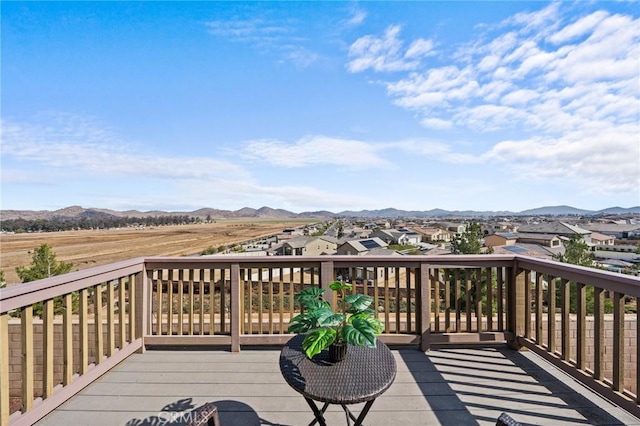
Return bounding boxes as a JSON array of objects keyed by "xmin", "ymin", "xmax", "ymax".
[{"xmin": 36, "ymin": 345, "xmax": 640, "ymax": 426}]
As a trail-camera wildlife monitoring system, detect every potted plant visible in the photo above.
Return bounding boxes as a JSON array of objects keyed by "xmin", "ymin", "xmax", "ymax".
[{"xmin": 287, "ymin": 281, "xmax": 384, "ymax": 361}]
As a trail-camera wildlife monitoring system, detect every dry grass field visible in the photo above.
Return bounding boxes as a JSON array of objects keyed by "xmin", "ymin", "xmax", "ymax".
[{"xmin": 0, "ymin": 219, "xmax": 319, "ymax": 286}]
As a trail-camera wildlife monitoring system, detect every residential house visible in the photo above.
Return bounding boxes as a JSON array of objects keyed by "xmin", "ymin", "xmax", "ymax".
[
  {"xmin": 590, "ymin": 232, "xmax": 616, "ymax": 246},
  {"xmin": 369, "ymin": 229, "xmax": 421, "ymax": 246},
  {"xmin": 414, "ymin": 227, "xmax": 452, "ymax": 243},
  {"xmin": 484, "ymin": 232, "xmax": 518, "ymax": 248},
  {"xmin": 516, "ymin": 233, "xmax": 563, "ymax": 249},
  {"xmin": 582, "ymin": 223, "xmax": 640, "ymax": 240},
  {"xmin": 516, "ymin": 222, "xmax": 592, "ymax": 243},
  {"xmin": 271, "ymin": 236, "xmax": 337, "ymax": 256},
  {"xmin": 336, "ymin": 237, "xmax": 389, "ymax": 255}
]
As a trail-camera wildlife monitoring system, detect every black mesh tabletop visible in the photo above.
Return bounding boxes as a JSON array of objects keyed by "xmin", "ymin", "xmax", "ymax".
[{"xmin": 279, "ymin": 334, "xmax": 397, "ymax": 405}]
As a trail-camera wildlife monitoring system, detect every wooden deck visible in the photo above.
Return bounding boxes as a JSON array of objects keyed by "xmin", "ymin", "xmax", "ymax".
[{"xmin": 35, "ymin": 344, "xmax": 640, "ymax": 426}]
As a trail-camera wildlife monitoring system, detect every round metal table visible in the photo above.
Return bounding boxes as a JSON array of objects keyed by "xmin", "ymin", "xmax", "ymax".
[{"xmin": 279, "ymin": 334, "xmax": 397, "ymax": 426}]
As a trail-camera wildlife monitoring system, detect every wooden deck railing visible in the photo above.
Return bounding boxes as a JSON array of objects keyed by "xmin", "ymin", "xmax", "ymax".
[{"xmin": 1, "ymin": 255, "xmax": 638, "ymax": 424}]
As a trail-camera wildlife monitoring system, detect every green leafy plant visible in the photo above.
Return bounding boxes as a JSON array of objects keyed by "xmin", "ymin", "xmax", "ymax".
[{"xmin": 288, "ymin": 281, "xmax": 384, "ymax": 359}]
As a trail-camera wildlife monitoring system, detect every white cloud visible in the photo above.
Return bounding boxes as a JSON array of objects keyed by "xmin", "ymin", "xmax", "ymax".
[
  {"xmin": 205, "ymin": 18, "xmax": 318, "ymax": 68},
  {"xmin": 345, "ymin": 8, "xmax": 367, "ymax": 27},
  {"xmin": 405, "ymin": 38, "xmax": 435, "ymax": 59},
  {"xmin": 347, "ymin": 25, "xmax": 424, "ymax": 72},
  {"xmin": 242, "ymin": 136, "xmax": 391, "ymax": 169},
  {"xmin": 0, "ymin": 114, "xmax": 249, "ymax": 182},
  {"xmin": 352, "ymin": 3, "xmax": 639, "ymax": 195}
]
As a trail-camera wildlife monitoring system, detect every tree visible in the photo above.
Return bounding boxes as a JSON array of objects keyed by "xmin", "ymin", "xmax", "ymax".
[
  {"xmin": 451, "ymin": 222, "xmax": 484, "ymax": 254},
  {"xmin": 553, "ymin": 234, "xmax": 594, "ymax": 266},
  {"xmin": 15, "ymin": 244, "xmax": 74, "ymax": 317},
  {"xmin": 552, "ymin": 234, "xmax": 607, "ymax": 314},
  {"xmin": 16, "ymin": 243, "xmax": 73, "ymax": 283},
  {"xmin": 0, "ymin": 270, "xmax": 6, "ymax": 289}
]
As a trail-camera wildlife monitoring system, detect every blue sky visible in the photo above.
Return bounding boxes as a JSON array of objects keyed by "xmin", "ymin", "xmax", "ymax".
[{"xmin": 2, "ymin": 1, "xmax": 639, "ymax": 213}]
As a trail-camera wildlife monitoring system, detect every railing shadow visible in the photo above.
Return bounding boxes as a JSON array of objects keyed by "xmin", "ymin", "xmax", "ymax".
[
  {"xmin": 399, "ymin": 344, "xmax": 628, "ymax": 425},
  {"xmin": 125, "ymin": 398, "xmax": 288, "ymax": 426}
]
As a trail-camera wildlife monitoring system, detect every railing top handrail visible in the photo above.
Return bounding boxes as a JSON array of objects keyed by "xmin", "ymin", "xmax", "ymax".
[
  {"xmin": 515, "ymin": 255, "xmax": 640, "ymax": 296},
  {"xmin": 144, "ymin": 254, "xmax": 518, "ymax": 266},
  {"xmin": 3, "ymin": 254, "xmax": 639, "ymax": 313},
  {"xmin": 0, "ymin": 257, "xmax": 146, "ymax": 313}
]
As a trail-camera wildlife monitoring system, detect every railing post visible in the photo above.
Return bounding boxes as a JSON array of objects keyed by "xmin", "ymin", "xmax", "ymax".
[
  {"xmin": 1, "ymin": 313, "xmax": 9, "ymax": 426},
  {"xmin": 507, "ymin": 265, "xmax": 526, "ymax": 350},
  {"xmin": 320, "ymin": 261, "xmax": 334, "ymax": 308},
  {"xmin": 419, "ymin": 263, "xmax": 431, "ymax": 352},
  {"xmin": 230, "ymin": 263, "xmax": 241, "ymax": 352},
  {"xmin": 135, "ymin": 268, "xmax": 147, "ymax": 354}
]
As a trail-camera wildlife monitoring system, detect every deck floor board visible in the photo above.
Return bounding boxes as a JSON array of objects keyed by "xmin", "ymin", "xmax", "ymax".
[{"xmin": 36, "ymin": 345, "xmax": 640, "ymax": 426}]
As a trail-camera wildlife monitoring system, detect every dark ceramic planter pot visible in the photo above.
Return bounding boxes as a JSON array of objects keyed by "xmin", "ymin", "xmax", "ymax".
[{"xmin": 329, "ymin": 342, "xmax": 347, "ymax": 362}]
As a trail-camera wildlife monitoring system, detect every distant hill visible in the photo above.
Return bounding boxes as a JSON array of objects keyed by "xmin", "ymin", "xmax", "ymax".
[{"xmin": 2, "ymin": 205, "xmax": 639, "ymax": 221}]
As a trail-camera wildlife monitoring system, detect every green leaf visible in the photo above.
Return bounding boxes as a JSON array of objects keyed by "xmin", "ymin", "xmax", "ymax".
[
  {"xmin": 329, "ymin": 281, "xmax": 352, "ymax": 291},
  {"xmin": 342, "ymin": 317, "xmax": 377, "ymax": 348},
  {"xmin": 344, "ymin": 294, "xmax": 373, "ymax": 312},
  {"xmin": 287, "ymin": 313, "xmax": 317, "ymax": 333},
  {"xmin": 294, "ymin": 287, "xmax": 326, "ymax": 309},
  {"xmin": 302, "ymin": 328, "xmax": 337, "ymax": 359},
  {"xmin": 318, "ymin": 313, "xmax": 345, "ymax": 327},
  {"xmin": 349, "ymin": 313, "xmax": 384, "ymax": 334}
]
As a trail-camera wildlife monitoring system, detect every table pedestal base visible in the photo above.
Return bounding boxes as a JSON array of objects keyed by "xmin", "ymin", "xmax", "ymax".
[{"xmin": 306, "ymin": 398, "xmax": 376, "ymax": 426}]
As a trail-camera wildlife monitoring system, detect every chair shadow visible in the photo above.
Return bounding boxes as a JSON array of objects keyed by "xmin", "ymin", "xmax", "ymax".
[
  {"xmin": 399, "ymin": 344, "xmax": 628, "ymax": 425},
  {"xmin": 126, "ymin": 398, "xmax": 288, "ymax": 426}
]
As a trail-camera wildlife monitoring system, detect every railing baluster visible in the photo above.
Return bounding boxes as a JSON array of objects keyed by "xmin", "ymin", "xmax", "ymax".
[
  {"xmin": 548, "ymin": 275, "xmax": 556, "ymax": 354},
  {"xmin": 384, "ymin": 267, "xmax": 390, "ymax": 333},
  {"xmin": 268, "ymin": 268, "xmax": 274, "ymax": 334},
  {"xmin": 455, "ymin": 269, "xmax": 461, "ymax": 332},
  {"xmin": 276, "ymin": 268, "xmax": 283, "ymax": 334},
  {"xmin": 107, "ymin": 280, "xmax": 115, "ymax": 357},
  {"xmin": 524, "ymin": 270, "xmax": 531, "ymax": 339},
  {"xmin": 198, "ymin": 270, "xmax": 204, "ymax": 335},
  {"xmin": 121, "ymin": 277, "xmax": 128, "ymax": 344},
  {"xmin": 220, "ymin": 269, "xmax": 227, "ymax": 334},
  {"xmin": 178, "ymin": 269, "xmax": 184, "ymax": 335},
  {"xmin": 21, "ymin": 305, "xmax": 33, "ymax": 412},
  {"xmin": 95, "ymin": 284, "xmax": 104, "ymax": 364},
  {"xmin": 497, "ymin": 267, "xmax": 504, "ymax": 330},
  {"xmin": 188, "ymin": 269, "xmax": 195, "ymax": 335},
  {"xmin": 395, "ymin": 267, "xmax": 401, "ymax": 334},
  {"xmin": 63, "ymin": 293, "xmax": 73, "ymax": 386},
  {"xmin": 465, "ymin": 270, "xmax": 472, "ymax": 332},
  {"xmin": 43, "ymin": 299, "xmax": 54, "ymax": 398},
  {"xmin": 576, "ymin": 282, "xmax": 586, "ymax": 370},
  {"xmin": 444, "ymin": 268, "xmax": 451, "ymax": 332},
  {"xmin": 594, "ymin": 286, "xmax": 604, "ymax": 381},
  {"xmin": 209, "ymin": 269, "xmax": 216, "ymax": 336},
  {"xmin": 535, "ymin": 272, "xmax": 543, "ymax": 345},
  {"xmin": 475, "ymin": 268, "xmax": 482, "ymax": 333},
  {"xmin": 613, "ymin": 292, "xmax": 625, "ymax": 392},
  {"xmin": 406, "ymin": 267, "xmax": 412, "ymax": 333},
  {"xmin": 129, "ymin": 274, "xmax": 136, "ymax": 342},
  {"xmin": 258, "ymin": 268, "xmax": 264, "ymax": 334},
  {"xmin": 433, "ymin": 269, "xmax": 440, "ymax": 333},
  {"xmin": 561, "ymin": 279, "xmax": 570, "ymax": 362},
  {"xmin": 0, "ymin": 313, "xmax": 9, "ymax": 426},
  {"xmin": 486, "ymin": 267, "xmax": 493, "ymax": 331},
  {"xmin": 167, "ymin": 270, "xmax": 174, "ymax": 336},
  {"xmin": 79, "ymin": 288, "xmax": 88, "ymax": 375}
]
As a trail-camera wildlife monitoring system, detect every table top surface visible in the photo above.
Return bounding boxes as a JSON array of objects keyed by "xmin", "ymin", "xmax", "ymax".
[{"xmin": 279, "ymin": 334, "xmax": 397, "ymax": 405}]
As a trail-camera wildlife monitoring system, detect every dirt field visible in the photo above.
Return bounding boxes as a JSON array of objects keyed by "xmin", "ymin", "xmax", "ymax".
[{"xmin": 0, "ymin": 219, "xmax": 319, "ymax": 285}]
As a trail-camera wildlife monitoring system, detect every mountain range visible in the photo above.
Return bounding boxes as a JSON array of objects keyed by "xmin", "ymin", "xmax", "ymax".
[{"xmin": 1, "ymin": 205, "xmax": 639, "ymax": 221}]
